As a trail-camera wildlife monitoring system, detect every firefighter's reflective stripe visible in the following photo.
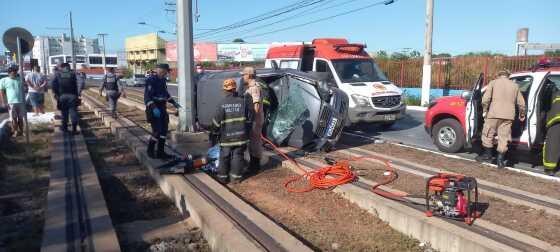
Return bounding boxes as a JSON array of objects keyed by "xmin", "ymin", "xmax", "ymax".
[
  {"xmin": 220, "ymin": 140, "xmax": 249, "ymax": 147},
  {"xmin": 212, "ymin": 119, "xmax": 220, "ymax": 128},
  {"xmin": 546, "ymin": 115, "xmax": 560, "ymax": 128},
  {"xmin": 262, "ymin": 98, "xmax": 271, "ymax": 106},
  {"xmin": 543, "ymin": 143, "xmax": 558, "ymax": 169},
  {"xmin": 553, "ymin": 97, "xmax": 560, "ymax": 104},
  {"xmin": 221, "ymin": 117, "xmax": 246, "ymax": 125}
]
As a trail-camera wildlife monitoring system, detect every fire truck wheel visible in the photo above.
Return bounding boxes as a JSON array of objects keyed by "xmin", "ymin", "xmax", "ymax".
[{"xmin": 432, "ymin": 118, "xmax": 465, "ymax": 153}]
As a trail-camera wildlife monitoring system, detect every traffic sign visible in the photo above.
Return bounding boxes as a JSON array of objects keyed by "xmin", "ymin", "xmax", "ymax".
[{"xmin": 2, "ymin": 27, "xmax": 34, "ymax": 55}]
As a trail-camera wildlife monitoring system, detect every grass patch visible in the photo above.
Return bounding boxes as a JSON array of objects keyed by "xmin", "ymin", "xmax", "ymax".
[{"xmin": 0, "ymin": 125, "xmax": 53, "ymax": 251}]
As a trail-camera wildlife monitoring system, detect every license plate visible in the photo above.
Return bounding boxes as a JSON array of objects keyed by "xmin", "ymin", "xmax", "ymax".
[
  {"xmin": 384, "ymin": 114, "xmax": 396, "ymax": 121},
  {"xmin": 325, "ymin": 118, "xmax": 339, "ymax": 137}
]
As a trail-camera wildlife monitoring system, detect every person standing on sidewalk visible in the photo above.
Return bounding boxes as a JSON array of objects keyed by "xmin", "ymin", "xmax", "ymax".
[
  {"xmin": 211, "ymin": 78, "xmax": 253, "ymax": 184},
  {"xmin": 0, "ymin": 66, "xmax": 25, "ymax": 136},
  {"xmin": 144, "ymin": 64, "xmax": 181, "ymax": 159},
  {"xmin": 25, "ymin": 65, "xmax": 48, "ymax": 116},
  {"xmin": 99, "ymin": 67, "xmax": 126, "ymax": 118},
  {"xmin": 475, "ymin": 70, "xmax": 526, "ymax": 168},
  {"xmin": 242, "ymin": 67, "xmax": 265, "ymax": 174},
  {"xmin": 51, "ymin": 63, "xmax": 81, "ymax": 134}
]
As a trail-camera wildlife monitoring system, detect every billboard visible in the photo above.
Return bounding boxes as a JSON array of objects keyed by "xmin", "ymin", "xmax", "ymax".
[
  {"xmin": 217, "ymin": 43, "xmax": 269, "ymax": 62},
  {"xmin": 165, "ymin": 42, "xmax": 217, "ymax": 62}
]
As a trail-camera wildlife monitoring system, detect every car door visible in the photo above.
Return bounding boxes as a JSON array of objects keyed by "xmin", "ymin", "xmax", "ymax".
[
  {"xmin": 526, "ymin": 72, "xmax": 551, "ymax": 148},
  {"xmin": 465, "ymin": 73, "xmax": 484, "ymax": 146}
]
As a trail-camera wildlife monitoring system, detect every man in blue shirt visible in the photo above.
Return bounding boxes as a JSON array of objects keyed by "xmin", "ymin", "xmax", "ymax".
[
  {"xmin": 0, "ymin": 66, "xmax": 25, "ymax": 136},
  {"xmin": 144, "ymin": 64, "xmax": 181, "ymax": 159}
]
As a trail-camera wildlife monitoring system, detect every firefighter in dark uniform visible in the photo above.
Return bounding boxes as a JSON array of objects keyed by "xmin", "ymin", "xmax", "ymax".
[
  {"xmin": 211, "ymin": 78, "xmax": 253, "ymax": 184},
  {"xmin": 543, "ymin": 83, "xmax": 560, "ymax": 176},
  {"xmin": 144, "ymin": 64, "xmax": 181, "ymax": 159},
  {"xmin": 51, "ymin": 63, "xmax": 81, "ymax": 134}
]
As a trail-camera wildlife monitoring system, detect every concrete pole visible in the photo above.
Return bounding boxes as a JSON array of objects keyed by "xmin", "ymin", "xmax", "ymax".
[
  {"xmin": 69, "ymin": 11, "xmax": 77, "ymax": 70},
  {"xmin": 177, "ymin": 0, "xmax": 196, "ymax": 132},
  {"xmin": 98, "ymin": 33, "xmax": 108, "ymax": 74},
  {"xmin": 16, "ymin": 37, "xmax": 30, "ymax": 148},
  {"xmin": 421, "ymin": 0, "xmax": 434, "ymax": 106}
]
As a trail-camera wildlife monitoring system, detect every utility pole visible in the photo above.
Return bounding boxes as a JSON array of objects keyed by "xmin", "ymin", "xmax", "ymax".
[
  {"xmin": 69, "ymin": 11, "xmax": 77, "ymax": 70},
  {"xmin": 421, "ymin": 0, "xmax": 434, "ymax": 106},
  {"xmin": 16, "ymin": 37, "xmax": 30, "ymax": 149},
  {"xmin": 98, "ymin": 33, "xmax": 108, "ymax": 74},
  {"xmin": 177, "ymin": 0, "xmax": 196, "ymax": 132}
]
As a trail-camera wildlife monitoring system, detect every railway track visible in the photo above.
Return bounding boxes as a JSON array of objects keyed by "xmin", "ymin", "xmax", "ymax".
[
  {"xmin": 83, "ymin": 88, "xmax": 560, "ymax": 252},
  {"xmin": 80, "ymin": 91, "xmax": 312, "ymax": 252}
]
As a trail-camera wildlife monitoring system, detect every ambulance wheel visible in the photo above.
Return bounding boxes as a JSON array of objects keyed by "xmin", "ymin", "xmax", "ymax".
[{"xmin": 432, "ymin": 118, "xmax": 464, "ymax": 153}]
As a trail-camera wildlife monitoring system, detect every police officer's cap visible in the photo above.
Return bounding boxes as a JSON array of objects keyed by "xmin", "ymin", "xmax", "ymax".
[{"xmin": 156, "ymin": 63, "xmax": 170, "ymax": 71}]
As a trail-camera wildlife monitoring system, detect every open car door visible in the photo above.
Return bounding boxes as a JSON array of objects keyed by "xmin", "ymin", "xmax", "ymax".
[
  {"xmin": 465, "ymin": 73, "xmax": 484, "ymax": 146},
  {"xmin": 526, "ymin": 71, "xmax": 551, "ymax": 148}
]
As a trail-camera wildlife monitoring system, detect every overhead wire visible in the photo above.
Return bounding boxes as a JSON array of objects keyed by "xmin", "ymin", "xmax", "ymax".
[
  {"xmin": 236, "ymin": 0, "xmax": 399, "ymax": 41},
  {"xmin": 194, "ymin": 0, "xmax": 328, "ymax": 39},
  {"xmin": 203, "ymin": 0, "xmax": 347, "ymax": 41}
]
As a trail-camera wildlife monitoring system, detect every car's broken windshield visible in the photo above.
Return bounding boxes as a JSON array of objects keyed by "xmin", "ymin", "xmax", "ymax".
[
  {"xmin": 268, "ymin": 80, "xmax": 310, "ymax": 143},
  {"xmin": 332, "ymin": 59, "xmax": 388, "ymax": 83}
]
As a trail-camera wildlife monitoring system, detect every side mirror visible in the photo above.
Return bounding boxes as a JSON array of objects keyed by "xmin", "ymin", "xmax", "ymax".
[
  {"xmin": 318, "ymin": 81, "xmax": 333, "ymax": 102},
  {"xmin": 461, "ymin": 91, "xmax": 472, "ymax": 100}
]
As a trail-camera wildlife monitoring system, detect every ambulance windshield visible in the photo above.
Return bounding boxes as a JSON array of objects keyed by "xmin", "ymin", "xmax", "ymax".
[{"xmin": 332, "ymin": 59, "xmax": 388, "ymax": 83}]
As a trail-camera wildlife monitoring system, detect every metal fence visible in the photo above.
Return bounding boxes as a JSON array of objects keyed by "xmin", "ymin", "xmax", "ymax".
[{"xmin": 376, "ymin": 55, "xmax": 544, "ymax": 90}]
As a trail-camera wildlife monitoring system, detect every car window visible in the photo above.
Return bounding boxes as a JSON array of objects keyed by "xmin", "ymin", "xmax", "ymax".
[
  {"xmin": 279, "ymin": 60, "xmax": 299, "ymax": 70},
  {"xmin": 268, "ymin": 78, "xmax": 309, "ymax": 143},
  {"xmin": 510, "ymin": 75, "xmax": 532, "ymax": 97},
  {"xmin": 316, "ymin": 60, "xmax": 328, "ymax": 72}
]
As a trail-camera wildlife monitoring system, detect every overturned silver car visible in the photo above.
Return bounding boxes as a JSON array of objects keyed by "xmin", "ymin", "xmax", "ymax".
[{"xmin": 195, "ymin": 69, "xmax": 348, "ymax": 151}]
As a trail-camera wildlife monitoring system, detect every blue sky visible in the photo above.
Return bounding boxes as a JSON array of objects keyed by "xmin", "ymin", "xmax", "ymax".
[{"xmin": 1, "ymin": 0, "xmax": 559, "ymax": 55}]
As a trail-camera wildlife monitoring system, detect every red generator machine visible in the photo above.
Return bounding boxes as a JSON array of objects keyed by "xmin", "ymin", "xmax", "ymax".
[{"xmin": 425, "ymin": 173, "xmax": 479, "ymax": 224}]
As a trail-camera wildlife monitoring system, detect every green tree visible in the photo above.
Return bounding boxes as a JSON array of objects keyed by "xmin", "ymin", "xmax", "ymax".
[
  {"xmin": 373, "ymin": 50, "xmax": 389, "ymax": 60},
  {"xmin": 232, "ymin": 38, "xmax": 245, "ymax": 43},
  {"xmin": 433, "ymin": 53, "xmax": 452, "ymax": 58},
  {"xmin": 545, "ymin": 50, "xmax": 560, "ymax": 57}
]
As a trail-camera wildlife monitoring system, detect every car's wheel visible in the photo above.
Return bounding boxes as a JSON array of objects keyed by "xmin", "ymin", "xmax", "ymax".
[{"xmin": 432, "ymin": 118, "xmax": 465, "ymax": 153}]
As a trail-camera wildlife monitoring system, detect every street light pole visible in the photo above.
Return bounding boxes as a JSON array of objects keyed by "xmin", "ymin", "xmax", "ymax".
[
  {"xmin": 98, "ymin": 33, "xmax": 108, "ymax": 74},
  {"xmin": 421, "ymin": 0, "xmax": 434, "ymax": 106},
  {"xmin": 69, "ymin": 11, "xmax": 77, "ymax": 70},
  {"xmin": 177, "ymin": 0, "xmax": 195, "ymax": 132}
]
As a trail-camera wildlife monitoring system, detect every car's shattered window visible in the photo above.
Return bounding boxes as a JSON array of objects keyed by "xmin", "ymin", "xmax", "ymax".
[{"xmin": 268, "ymin": 82, "xmax": 310, "ymax": 143}]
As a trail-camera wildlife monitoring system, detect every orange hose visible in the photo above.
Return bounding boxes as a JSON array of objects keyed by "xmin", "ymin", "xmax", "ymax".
[{"xmin": 262, "ymin": 135, "xmax": 408, "ymax": 198}]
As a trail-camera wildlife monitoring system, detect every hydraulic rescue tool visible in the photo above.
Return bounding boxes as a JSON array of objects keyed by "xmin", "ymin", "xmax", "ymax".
[
  {"xmin": 425, "ymin": 173, "xmax": 479, "ymax": 224},
  {"xmin": 157, "ymin": 153, "xmax": 213, "ymax": 174}
]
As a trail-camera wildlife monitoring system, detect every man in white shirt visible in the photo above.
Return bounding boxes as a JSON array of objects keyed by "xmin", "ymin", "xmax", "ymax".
[{"xmin": 25, "ymin": 65, "xmax": 47, "ymax": 115}]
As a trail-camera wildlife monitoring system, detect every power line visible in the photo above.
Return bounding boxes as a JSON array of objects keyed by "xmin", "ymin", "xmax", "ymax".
[
  {"xmin": 240, "ymin": 0, "xmax": 399, "ymax": 40},
  {"xmin": 194, "ymin": 0, "xmax": 328, "ymax": 38},
  {"xmin": 207, "ymin": 0, "xmax": 364, "ymax": 41}
]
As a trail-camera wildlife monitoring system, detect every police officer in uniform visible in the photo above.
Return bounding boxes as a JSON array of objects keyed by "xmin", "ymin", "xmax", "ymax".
[
  {"xmin": 51, "ymin": 63, "xmax": 81, "ymax": 134},
  {"xmin": 476, "ymin": 70, "xmax": 526, "ymax": 168},
  {"xmin": 144, "ymin": 64, "xmax": 181, "ymax": 159},
  {"xmin": 543, "ymin": 83, "xmax": 560, "ymax": 176},
  {"xmin": 212, "ymin": 78, "xmax": 253, "ymax": 184},
  {"xmin": 242, "ymin": 67, "xmax": 270, "ymax": 174},
  {"xmin": 100, "ymin": 67, "xmax": 125, "ymax": 118}
]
